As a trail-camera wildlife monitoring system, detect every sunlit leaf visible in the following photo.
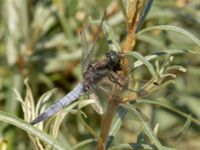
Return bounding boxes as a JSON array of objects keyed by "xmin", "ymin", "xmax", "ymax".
[
  {"xmin": 0, "ymin": 111, "xmax": 65, "ymax": 150},
  {"xmin": 137, "ymin": 25, "xmax": 200, "ymax": 47},
  {"xmin": 126, "ymin": 51, "xmax": 157, "ymax": 78},
  {"xmin": 120, "ymin": 103, "xmax": 164, "ymax": 149}
]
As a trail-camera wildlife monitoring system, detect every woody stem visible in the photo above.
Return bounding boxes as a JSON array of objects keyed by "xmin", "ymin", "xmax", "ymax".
[{"xmin": 97, "ymin": 98, "xmax": 119, "ymax": 150}]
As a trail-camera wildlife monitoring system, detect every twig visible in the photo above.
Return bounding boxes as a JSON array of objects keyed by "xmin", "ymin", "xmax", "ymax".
[
  {"xmin": 97, "ymin": 1, "xmax": 148, "ymax": 149},
  {"xmin": 97, "ymin": 92, "xmax": 120, "ymax": 150}
]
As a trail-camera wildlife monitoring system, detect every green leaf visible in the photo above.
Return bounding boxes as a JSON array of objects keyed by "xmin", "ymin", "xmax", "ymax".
[
  {"xmin": 35, "ymin": 88, "xmax": 57, "ymax": 116},
  {"xmin": 108, "ymin": 143, "xmax": 153, "ymax": 150},
  {"xmin": 13, "ymin": 88, "xmax": 24, "ymax": 104},
  {"xmin": 102, "ymin": 22, "xmax": 121, "ymax": 51},
  {"xmin": 126, "ymin": 51, "xmax": 157, "ymax": 77},
  {"xmin": 107, "ymin": 107, "xmax": 127, "ymax": 147},
  {"xmin": 178, "ymin": 115, "xmax": 192, "ymax": 140},
  {"xmin": 133, "ymin": 48, "xmax": 200, "ymax": 70},
  {"xmin": 137, "ymin": 25, "xmax": 200, "ymax": 47},
  {"xmin": 24, "ymin": 79, "xmax": 35, "ymax": 122},
  {"xmin": 118, "ymin": 0, "xmax": 128, "ymax": 24},
  {"xmin": 0, "ymin": 111, "xmax": 65, "ymax": 150},
  {"xmin": 137, "ymin": 99, "xmax": 200, "ymax": 126},
  {"xmin": 48, "ymin": 101, "xmax": 79, "ymax": 138},
  {"xmin": 78, "ymin": 99, "xmax": 97, "ymax": 109},
  {"xmin": 72, "ymin": 138, "xmax": 96, "ymax": 150},
  {"xmin": 120, "ymin": 103, "xmax": 166, "ymax": 150}
]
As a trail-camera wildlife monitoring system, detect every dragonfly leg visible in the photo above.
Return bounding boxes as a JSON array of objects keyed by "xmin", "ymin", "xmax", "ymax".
[
  {"xmin": 108, "ymin": 73, "xmax": 140, "ymax": 94},
  {"xmin": 107, "ymin": 73, "xmax": 123, "ymax": 87}
]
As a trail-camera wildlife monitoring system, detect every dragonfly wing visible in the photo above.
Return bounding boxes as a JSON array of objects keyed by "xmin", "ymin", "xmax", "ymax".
[
  {"xmin": 86, "ymin": 83, "xmax": 107, "ymax": 115},
  {"xmin": 31, "ymin": 83, "xmax": 84, "ymax": 124},
  {"xmin": 80, "ymin": 30, "xmax": 94, "ymax": 74},
  {"xmin": 89, "ymin": 92, "xmax": 104, "ymax": 115},
  {"xmin": 81, "ymin": 12, "xmax": 106, "ymax": 74}
]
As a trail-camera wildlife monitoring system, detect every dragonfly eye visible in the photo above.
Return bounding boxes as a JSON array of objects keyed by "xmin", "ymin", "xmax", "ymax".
[
  {"xmin": 106, "ymin": 50, "xmax": 122, "ymax": 71},
  {"xmin": 106, "ymin": 51, "xmax": 120, "ymax": 64},
  {"xmin": 110, "ymin": 55, "xmax": 119, "ymax": 63}
]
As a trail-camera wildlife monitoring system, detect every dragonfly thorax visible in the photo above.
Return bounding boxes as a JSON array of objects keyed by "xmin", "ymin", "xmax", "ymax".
[
  {"xmin": 82, "ymin": 50, "xmax": 123, "ymax": 91},
  {"xmin": 82, "ymin": 60, "xmax": 109, "ymax": 91}
]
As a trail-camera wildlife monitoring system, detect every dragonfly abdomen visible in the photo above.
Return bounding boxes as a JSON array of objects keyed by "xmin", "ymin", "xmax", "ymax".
[
  {"xmin": 58, "ymin": 83, "xmax": 84, "ymax": 106},
  {"xmin": 31, "ymin": 83, "xmax": 84, "ymax": 124}
]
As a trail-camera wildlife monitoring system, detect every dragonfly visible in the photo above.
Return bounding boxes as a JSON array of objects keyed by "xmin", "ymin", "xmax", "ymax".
[
  {"xmin": 31, "ymin": 19, "xmax": 124, "ymax": 125},
  {"xmin": 31, "ymin": 0, "xmax": 153, "ymax": 125}
]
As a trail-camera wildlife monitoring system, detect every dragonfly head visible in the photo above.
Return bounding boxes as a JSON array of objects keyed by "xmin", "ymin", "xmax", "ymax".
[{"xmin": 106, "ymin": 50, "xmax": 123, "ymax": 71}]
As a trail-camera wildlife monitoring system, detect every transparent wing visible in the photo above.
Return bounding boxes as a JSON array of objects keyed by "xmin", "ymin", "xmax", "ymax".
[
  {"xmin": 89, "ymin": 92, "xmax": 104, "ymax": 115},
  {"xmin": 80, "ymin": 30, "xmax": 93, "ymax": 74},
  {"xmin": 81, "ymin": 12, "xmax": 106, "ymax": 74}
]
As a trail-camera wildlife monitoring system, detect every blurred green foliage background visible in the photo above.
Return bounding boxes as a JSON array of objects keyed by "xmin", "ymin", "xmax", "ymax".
[{"xmin": 0, "ymin": 0, "xmax": 199, "ymax": 150}]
